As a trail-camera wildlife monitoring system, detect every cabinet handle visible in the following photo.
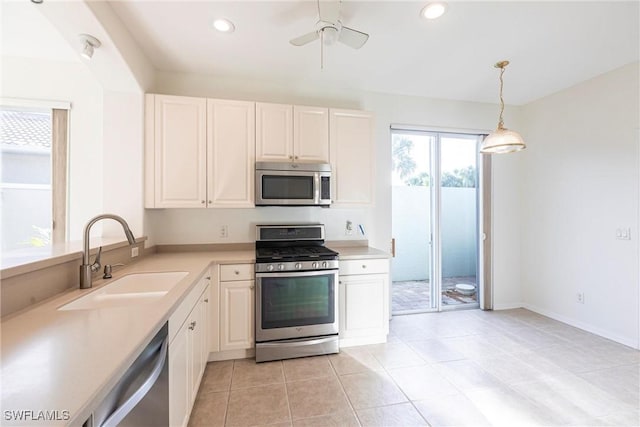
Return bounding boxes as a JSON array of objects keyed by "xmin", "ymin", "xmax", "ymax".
[
  {"xmin": 234, "ymin": 270, "xmax": 240, "ymax": 275},
  {"xmin": 208, "ymin": 200, "xmax": 212, "ymax": 204},
  {"xmin": 201, "ymin": 200, "xmax": 205, "ymax": 204},
  {"xmin": 289, "ymin": 155, "xmax": 293, "ymax": 160},
  {"xmin": 189, "ymin": 321, "xmax": 196, "ymax": 330},
  {"xmin": 362, "ymin": 264, "xmax": 367, "ymax": 269},
  {"xmin": 206, "ymin": 276, "xmax": 211, "ymax": 280},
  {"xmin": 204, "ymin": 298, "xmax": 209, "ymax": 303},
  {"xmin": 294, "ymin": 155, "xmax": 299, "ymax": 160}
]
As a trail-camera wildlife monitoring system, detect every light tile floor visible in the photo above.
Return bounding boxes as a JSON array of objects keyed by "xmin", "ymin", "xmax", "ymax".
[{"xmin": 189, "ymin": 309, "xmax": 640, "ymax": 426}]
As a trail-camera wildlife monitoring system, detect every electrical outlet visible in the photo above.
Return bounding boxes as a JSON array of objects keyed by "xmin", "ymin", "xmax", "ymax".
[
  {"xmin": 131, "ymin": 246, "xmax": 139, "ymax": 258},
  {"xmin": 220, "ymin": 225, "xmax": 228, "ymax": 239},
  {"xmin": 576, "ymin": 292, "xmax": 584, "ymax": 304},
  {"xmin": 345, "ymin": 220, "xmax": 353, "ymax": 235}
]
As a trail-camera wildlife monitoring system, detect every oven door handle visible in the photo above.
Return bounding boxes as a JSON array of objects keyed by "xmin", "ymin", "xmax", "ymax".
[
  {"xmin": 256, "ymin": 269, "xmax": 338, "ymax": 279},
  {"xmin": 257, "ymin": 336, "xmax": 337, "ymax": 348}
]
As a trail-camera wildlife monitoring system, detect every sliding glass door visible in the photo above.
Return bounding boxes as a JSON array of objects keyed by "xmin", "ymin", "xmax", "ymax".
[{"xmin": 391, "ymin": 129, "xmax": 482, "ymax": 313}]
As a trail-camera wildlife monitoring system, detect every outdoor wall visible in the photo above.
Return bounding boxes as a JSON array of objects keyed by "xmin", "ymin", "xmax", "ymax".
[
  {"xmin": 391, "ymin": 186, "xmax": 478, "ymax": 281},
  {"xmin": 520, "ymin": 62, "xmax": 639, "ymax": 348},
  {"xmin": 1, "ymin": 149, "xmax": 51, "ymax": 251}
]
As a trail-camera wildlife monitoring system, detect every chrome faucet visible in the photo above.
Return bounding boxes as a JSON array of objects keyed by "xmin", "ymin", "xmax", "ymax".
[{"xmin": 80, "ymin": 214, "xmax": 136, "ymax": 289}]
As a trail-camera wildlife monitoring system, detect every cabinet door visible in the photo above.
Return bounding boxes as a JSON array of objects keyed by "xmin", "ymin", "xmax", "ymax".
[
  {"xmin": 207, "ymin": 99, "xmax": 255, "ymax": 208},
  {"xmin": 329, "ymin": 109, "xmax": 374, "ymax": 206},
  {"xmin": 220, "ymin": 280, "xmax": 255, "ymax": 350},
  {"xmin": 208, "ymin": 272, "xmax": 220, "ymax": 353},
  {"xmin": 294, "ymin": 106, "xmax": 329, "ymax": 162},
  {"xmin": 189, "ymin": 297, "xmax": 205, "ymax": 402},
  {"xmin": 256, "ymin": 102, "xmax": 293, "ymax": 161},
  {"xmin": 169, "ymin": 320, "xmax": 190, "ymax": 427},
  {"xmin": 151, "ymin": 95, "xmax": 207, "ymax": 208},
  {"xmin": 339, "ymin": 274, "xmax": 388, "ymax": 338}
]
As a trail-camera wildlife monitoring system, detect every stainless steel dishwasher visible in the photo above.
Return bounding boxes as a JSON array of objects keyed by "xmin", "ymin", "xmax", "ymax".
[{"xmin": 84, "ymin": 323, "xmax": 169, "ymax": 427}]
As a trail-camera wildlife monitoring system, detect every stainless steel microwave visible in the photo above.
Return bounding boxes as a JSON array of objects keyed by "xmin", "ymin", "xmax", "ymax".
[{"xmin": 255, "ymin": 162, "xmax": 331, "ymax": 206}]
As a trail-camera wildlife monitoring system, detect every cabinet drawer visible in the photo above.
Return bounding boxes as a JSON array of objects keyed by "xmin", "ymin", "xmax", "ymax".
[
  {"xmin": 220, "ymin": 264, "xmax": 255, "ymax": 281},
  {"xmin": 340, "ymin": 258, "xmax": 389, "ymax": 276}
]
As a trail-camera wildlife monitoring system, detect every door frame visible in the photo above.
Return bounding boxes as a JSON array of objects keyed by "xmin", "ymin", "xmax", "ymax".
[{"xmin": 390, "ymin": 125, "xmax": 489, "ymax": 314}]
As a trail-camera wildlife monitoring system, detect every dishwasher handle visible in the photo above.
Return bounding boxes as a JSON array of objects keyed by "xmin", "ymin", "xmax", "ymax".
[{"xmin": 101, "ymin": 336, "xmax": 168, "ymax": 427}]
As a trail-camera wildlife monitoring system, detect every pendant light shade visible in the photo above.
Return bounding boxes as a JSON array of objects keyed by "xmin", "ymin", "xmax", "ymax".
[{"xmin": 480, "ymin": 60, "xmax": 526, "ymax": 154}]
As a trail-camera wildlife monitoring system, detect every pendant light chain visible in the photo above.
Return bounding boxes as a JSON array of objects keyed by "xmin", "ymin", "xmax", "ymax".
[
  {"xmin": 497, "ymin": 64, "xmax": 505, "ymax": 130},
  {"xmin": 495, "ymin": 60, "xmax": 509, "ymax": 130}
]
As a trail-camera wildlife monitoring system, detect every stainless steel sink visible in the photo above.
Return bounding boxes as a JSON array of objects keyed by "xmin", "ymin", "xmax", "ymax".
[{"xmin": 59, "ymin": 271, "xmax": 188, "ymax": 311}]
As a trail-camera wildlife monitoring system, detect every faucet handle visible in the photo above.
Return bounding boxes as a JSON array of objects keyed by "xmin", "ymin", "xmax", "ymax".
[{"xmin": 91, "ymin": 246, "xmax": 102, "ymax": 273}]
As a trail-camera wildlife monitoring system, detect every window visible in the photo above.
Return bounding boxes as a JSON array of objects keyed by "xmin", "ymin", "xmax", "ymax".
[{"xmin": 0, "ymin": 104, "xmax": 68, "ymax": 253}]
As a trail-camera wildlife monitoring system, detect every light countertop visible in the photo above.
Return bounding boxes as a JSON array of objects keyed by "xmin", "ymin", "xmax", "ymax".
[
  {"xmin": 0, "ymin": 250, "xmax": 254, "ymax": 427},
  {"xmin": 330, "ymin": 245, "xmax": 391, "ymax": 260}
]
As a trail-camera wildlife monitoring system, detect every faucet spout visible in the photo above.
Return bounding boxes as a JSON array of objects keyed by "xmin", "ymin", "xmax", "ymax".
[{"xmin": 80, "ymin": 214, "xmax": 136, "ymax": 289}]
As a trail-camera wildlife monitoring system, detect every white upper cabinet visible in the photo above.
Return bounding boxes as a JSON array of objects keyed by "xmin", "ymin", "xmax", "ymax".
[
  {"xmin": 145, "ymin": 94, "xmax": 255, "ymax": 208},
  {"xmin": 146, "ymin": 94, "xmax": 207, "ymax": 208},
  {"xmin": 293, "ymin": 105, "xmax": 329, "ymax": 162},
  {"xmin": 256, "ymin": 102, "xmax": 293, "ymax": 161},
  {"xmin": 207, "ymin": 99, "xmax": 255, "ymax": 208},
  {"xmin": 329, "ymin": 109, "xmax": 375, "ymax": 206},
  {"xmin": 255, "ymin": 103, "xmax": 329, "ymax": 163}
]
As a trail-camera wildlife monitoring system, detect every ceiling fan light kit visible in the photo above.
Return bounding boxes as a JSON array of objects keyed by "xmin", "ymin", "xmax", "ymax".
[
  {"xmin": 290, "ymin": 0, "xmax": 369, "ymax": 69},
  {"xmin": 480, "ymin": 60, "xmax": 527, "ymax": 154}
]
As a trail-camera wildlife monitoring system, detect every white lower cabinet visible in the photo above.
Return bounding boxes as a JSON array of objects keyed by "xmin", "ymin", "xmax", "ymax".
[
  {"xmin": 220, "ymin": 264, "xmax": 255, "ymax": 351},
  {"xmin": 339, "ymin": 259, "xmax": 390, "ymax": 347},
  {"xmin": 169, "ymin": 274, "xmax": 210, "ymax": 427}
]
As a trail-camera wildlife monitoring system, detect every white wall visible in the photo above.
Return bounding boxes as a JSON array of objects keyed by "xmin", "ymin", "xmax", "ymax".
[
  {"xmin": 151, "ymin": 71, "xmax": 524, "ymax": 309},
  {"xmin": 520, "ymin": 62, "xmax": 640, "ymax": 347},
  {"xmin": 1, "ymin": 56, "xmax": 104, "ymax": 241},
  {"xmin": 101, "ymin": 92, "xmax": 145, "ymax": 238}
]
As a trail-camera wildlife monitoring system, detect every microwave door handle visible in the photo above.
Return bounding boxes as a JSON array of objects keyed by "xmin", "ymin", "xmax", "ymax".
[{"xmin": 314, "ymin": 173, "xmax": 320, "ymax": 205}]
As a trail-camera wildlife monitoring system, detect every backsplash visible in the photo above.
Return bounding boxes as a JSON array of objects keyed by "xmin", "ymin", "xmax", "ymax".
[{"xmin": 145, "ymin": 207, "xmax": 372, "ymax": 246}]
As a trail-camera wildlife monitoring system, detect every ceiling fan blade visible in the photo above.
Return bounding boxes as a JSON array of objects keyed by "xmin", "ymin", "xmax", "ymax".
[
  {"xmin": 290, "ymin": 31, "xmax": 320, "ymax": 46},
  {"xmin": 318, "ymin": 0, "xmax": 340, "ymax": 23},
  {"xmin": 338, "ymin": 26, "xmax": 369, "ymax": 49}
]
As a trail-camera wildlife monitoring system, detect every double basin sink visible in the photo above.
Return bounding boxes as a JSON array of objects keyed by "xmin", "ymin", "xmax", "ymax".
[{"xmin": 59, "ymin": 271, "xmax": 188, "ymax": 311}]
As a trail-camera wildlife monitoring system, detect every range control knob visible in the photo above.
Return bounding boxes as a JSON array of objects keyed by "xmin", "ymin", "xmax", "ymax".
[
  {"xmin": 295, "ymin": 263, "xmax": 302, "ymax": 270},
  {"xmin": 311, "ymin": 262, "xmax": 318, "ymax": 269},
  {"xmin": 266, "ymin": 264, "xmax": 274, "ymax": 272},
  {"xmin": 278, "ymin": 264, "xmax": 285, "ymax": 271},
  {"xmin": 322, "ymin": 261, "xmax": 328, "ymax": 268}
]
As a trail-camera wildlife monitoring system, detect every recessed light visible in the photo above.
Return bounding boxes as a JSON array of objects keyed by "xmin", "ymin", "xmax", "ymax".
[
  {"xmin": 212, "ymin": 18, "xmax": 235, "ymax": 33},
  {"xmin": 421, "ymin": 2, "xmax": 448, "ymax": 20}
]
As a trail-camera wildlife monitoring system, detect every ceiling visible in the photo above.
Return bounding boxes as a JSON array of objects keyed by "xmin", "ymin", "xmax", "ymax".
[{"xmin": 3, "ymin": 1, "xmax": 639, "ymax": 105}]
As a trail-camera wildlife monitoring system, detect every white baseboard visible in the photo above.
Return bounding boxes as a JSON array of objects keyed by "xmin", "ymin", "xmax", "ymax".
[
  {"xmin": 208, "ymin": 348, "xmax": 254, "ymax": 362},
  {"xmin": 523, "ymin": 303, "xmax": 639, "ymax": 349},
  {"xmin": 340, "ymin": 334, "xmax": 387, "ymax": 348},
  {"xmin": 493, "ymin": 302, "xmax": 524, "ymax": 310}
]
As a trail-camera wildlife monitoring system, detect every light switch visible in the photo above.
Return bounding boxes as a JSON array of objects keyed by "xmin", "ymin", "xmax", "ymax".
[{"xmin": 616, "ymin": 228, "xmax": 631, "ymax": 240}]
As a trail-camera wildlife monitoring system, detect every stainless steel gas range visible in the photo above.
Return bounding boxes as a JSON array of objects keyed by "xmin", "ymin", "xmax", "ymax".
[{"xmin": 255, "ymin": 224, "xmax": 339, "ymax": 363}]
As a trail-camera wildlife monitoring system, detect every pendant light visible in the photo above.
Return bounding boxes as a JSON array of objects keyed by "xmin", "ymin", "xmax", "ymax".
[{"xmin": 480, "ymin": 60, "xmax": 526, "ymax": 154}]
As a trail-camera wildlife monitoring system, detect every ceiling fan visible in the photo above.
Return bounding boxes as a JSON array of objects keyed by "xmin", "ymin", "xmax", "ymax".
[{"xmin": 290, "ymin": 0, "xmax": 369, "ymax": 68}]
